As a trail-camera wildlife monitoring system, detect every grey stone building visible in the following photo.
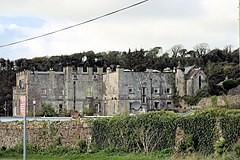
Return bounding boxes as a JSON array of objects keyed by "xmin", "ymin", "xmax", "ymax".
[
  {"xmin": 175, "ymin": 65, "xmax": 208, "ymax": 97},
  {"xmin": 12, "ymin": 70, "xmax": 64, "ymax": 116},
  {"xmin": 12, "ymin": 67, "xmax": 103, "ymax": 116},
  {"xmin": 103, "ymin": 66, "xmax": 174, "ymax": 115},
  {"xmin": 63, "ymin": 67, "xmax": 103, "ymax": 115},
  {"xmin": 14, "ymin": 64, "xmax": 207, "ymax": 116}
]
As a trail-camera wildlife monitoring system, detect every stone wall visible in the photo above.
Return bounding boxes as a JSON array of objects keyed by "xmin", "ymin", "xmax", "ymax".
[
  {"xmin": 0, "ymin": 120, "xmax": 91, "ymax": 149},
  {"xmin": 197, "ymin": 95, "xmax": 240, "ymax": 109}
]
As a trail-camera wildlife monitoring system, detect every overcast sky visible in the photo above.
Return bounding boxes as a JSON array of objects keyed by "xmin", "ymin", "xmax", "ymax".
[{"xmin": 0, "ymin": 0, "xmax": 238, "ymax": 60}]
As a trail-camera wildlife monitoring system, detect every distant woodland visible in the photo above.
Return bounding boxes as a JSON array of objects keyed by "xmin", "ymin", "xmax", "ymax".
[{"xmin": 0, "ymin": 44, "xmax": 239, "ymax": 116}]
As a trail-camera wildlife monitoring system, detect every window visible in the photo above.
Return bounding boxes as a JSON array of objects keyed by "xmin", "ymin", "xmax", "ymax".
[
  {"xmin": 199, "ymin": 75, "xmax": 202, "ymax": 89},
  {"xmin": 73, "ymin": 74, "xmax": 77, "ymax": 80},
  {"xmin": 86, "ymin": 87, "xmax": 93, "ymax": 97},
  {"xmin": 142, "ymin": 87, "xmax": 146, "ymax": 95},
  {"xmin": 142, "ymin": 96, "xmax": 147, "ymax": 104},
  {"xmin": 167, "ymin": 88, "xmax": 171, "ymax": 94},
  {"xmin": 60, "ymin": 90, "xmax": 64, "ymax": 95},
  {"xmin": 154, "ymin": 87, "xmax": 160, "ymax": 94},
  {"xmin": 19, "ymin": 80, "xmax": 25, "ymax": 90},
  {"xmin": 95, "ymin": 103, "xmax": 101, "ymax": 113},
  {"xmin": 154, "ymin": 102, "xmax": 159, "ymax": 109},
  {"xmin": 59, "ymin": 104, "xmax": 63, "ymax": 113},
  {"xmin": 41, "ymin": 89, "xmax": 47, "ymax": 94},
  {"xmin": 129, "ymin": 87, "xmax": 134, "ymax": 94},
  {"xmin": 83, "ymin": 67, "xmax": 88, "ymax": 73},
  {"xmin": 167, "ymin": 102, "xmax": 172, "ymax": 107}
]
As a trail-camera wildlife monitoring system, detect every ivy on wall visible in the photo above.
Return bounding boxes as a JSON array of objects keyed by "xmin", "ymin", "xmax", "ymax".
[{"xmin": 92, "ymin": 109, "xmax": 240, "ymax": 154}]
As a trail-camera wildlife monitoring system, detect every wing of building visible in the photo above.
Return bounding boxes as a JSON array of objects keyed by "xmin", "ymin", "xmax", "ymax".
[
  {"xmin": 12, "ymin": 66, "xmax": 175, "ymax": 116},
  {"xmin": 175, "ymin": 65, "xmax": 208, "ymax": 97}
]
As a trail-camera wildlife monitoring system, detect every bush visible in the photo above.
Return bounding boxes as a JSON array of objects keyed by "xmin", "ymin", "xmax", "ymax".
[
  {"xmin": 211, "ymin": 96, "xmax": 217, "ymax": 107},
  {"xmin": 215, "ymin": 139, "xmax": 226, "ymax": 155},
  {"xmin": 76, "ymin": 138, "xmax": 88, "ymax": 153},
  {"xmin": 92, "ymin": 109, "xmax": 240, "ymax": 155},
  {"xmin": 92, "ymin": 111, "xmax": 177, "ymax": 153},
  {"xmin": 233, "ymin": 142, "xmax": 240, "ymax": 157},
  {"xmin": 183, "ymin": 96, "xmax": 200, "ymax": 106},
  {"xmin": 223, "ymin": 79, "xmax": 238, "ymax": 91},
  {"xmin": 7, "ymin": 144, "xmax": 38, "ymax": 154},
  {"xmin": 178, "ymin": 135, "xmax": 194, "ymax": 153},
  {"xmin": 36, "ymin": 104, "xmax": 58, "ymax": 117}
]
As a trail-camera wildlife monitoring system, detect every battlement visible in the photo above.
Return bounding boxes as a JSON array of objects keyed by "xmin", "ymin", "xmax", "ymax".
[{"xmin": 63, "ymin": 66, "xmax": 104, "ymax": 75}]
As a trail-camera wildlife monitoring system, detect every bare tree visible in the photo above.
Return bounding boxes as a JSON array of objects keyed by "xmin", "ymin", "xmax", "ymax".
[
  {"xmin": 136, "ymin": 127, "xmax": 162, "ymax": 153},
  {"xmin": 223, "ymin": 45, "xmax": 233, "ymax": 54},
  {"xmin": 193, "ymin": 43, "xmax": 210, "ymax": 57},
  {"xmin": 179, "ymin": 48, "xmax": 187, "ymax": 57},
  {"xmin": 171, "ymin": 44, "xmax": 184, "ymax": 58}
]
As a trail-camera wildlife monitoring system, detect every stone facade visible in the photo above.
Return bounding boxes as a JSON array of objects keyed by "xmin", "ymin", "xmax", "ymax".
[
  {"xmin": 175, "ymin": 65, "xmax": 208, "ymax": 97},
  {"xmin": 13, "ymin": 66, "xmax": 174, "ymax": 116},
  {"xmin": 13, "ymin": 67, "xmax": 103, "ymax": 116},
  {"xmin": 103, "ymin": 66, "xmax": 174, "ymax": 115},
  {"xmin": 63, "ymin": 67, "xmax": 103, "ymax": 114},
  {"xmin": 12, "ymin": 70, "xmax": 64, "ymax": 116}
]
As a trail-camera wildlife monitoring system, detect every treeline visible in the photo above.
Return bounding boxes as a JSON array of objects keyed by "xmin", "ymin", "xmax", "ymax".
[{"xmin": 0, "ymin": 44, "xmax": 239, "ymax": 116}]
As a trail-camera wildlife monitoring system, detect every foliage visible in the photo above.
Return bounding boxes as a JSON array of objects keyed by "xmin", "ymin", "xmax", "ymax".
[
  {"xmin": 220, "ymin": 112, "xmax": 240, "ymax": 150},
  {"xmin": 36, "ymin": 104, "xmax": 58, "ymax": 117},
  {"xmin": 0, "ymin": 61, "xmax": 16, "ymax": 116},
  {"xmin": 83, "ymin": 106, "xmax": 96, "ymax": 116},
  {"xmin": 223, "ymin": 79, "xmax": 239, "ymax": 91},
  {"xmin": 183, "ymin": 96, "xmax": 201, "ymax": 106},
  {"xmin": 178, "ymin": 135, "xmax": 194, "ymax": 153},
  {"xmin": 92, "ymin": 109, "xmax": 240, "ymax": 155},
  {"xmin": 155, "ymin": 148, "xmax": 174, "ymax": 159},
  {"xmin": 54, "ymin": 136, "xmax": 62, "ymax": 146},
  {"xmin": 178, "ymin": 109, "xmax": 217, "ymax": 154},
  {"xmin": 214, "ymin": 139, "xmax": 227, "ymax": 155},
  {"xmin": 182, "ymin": 86, "xmax": 210, "ymax": 106},
  {"xmin": 92, "ymin": 111, "xmax": 177, "ymax": 153},
  {"xmin": 6, "ymin": 143, "xmax": 38, "ymax": 154},
  {"xmin": 58, "ymin": 108, "xmax": 71, "ymax": 117},
  {"xmin": 76, "ymin": 138, "xmax": 88, "ymax": 153},
  {"xmin": 233, "ymin": 142, "xmax": 240, "ymax": 157},
  {"xmin": 211, "ymin": 96, "xmax": 218, "ymax": 107}
]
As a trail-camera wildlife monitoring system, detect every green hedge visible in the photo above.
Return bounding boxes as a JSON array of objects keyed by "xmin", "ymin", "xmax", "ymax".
[{"xmin": 92, "ymin": 109, "xmax": 240, "ymax": 154}]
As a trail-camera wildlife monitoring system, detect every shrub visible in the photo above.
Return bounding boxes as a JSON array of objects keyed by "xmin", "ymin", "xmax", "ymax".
[
  {"xmin": 7, "ymin": 144, "xmax": 38, "ymax": 154},
  {"xmin": 214, "ymin": 139, "xmax": 226, "ymax": 155},
  {"xmin": 211, "ymin": 96, "xmax": 218, "ymax": 107},
  {"xmin": 233, "ymin": 142, "xmax": 240, "ymax": 157},
  {"xmin": 36, "ymin": 104, "xmax": 58, "ymax": 117},
  {"xmin": 183, "ymin": 96, "xmax": 200, "ymax": 106},
  {"xmin": 92, "ymin": 109, "xmax": 240, "ymax": 155},
  {"xmin": 76, "ymin": 138, "xmax": 87, "ymax": 153},
  {"xmin": 223, "ymin": 79, "xmax": 238, "ymax": 91},
  {"xmin": 54, "ymin": 136, "xmax": 62, "ymax": 146}
]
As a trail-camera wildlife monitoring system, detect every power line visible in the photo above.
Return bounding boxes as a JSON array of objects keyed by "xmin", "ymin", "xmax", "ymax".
[{"xmin": 0, "ymin": 0, "xmax": 149, "ymax": 48}]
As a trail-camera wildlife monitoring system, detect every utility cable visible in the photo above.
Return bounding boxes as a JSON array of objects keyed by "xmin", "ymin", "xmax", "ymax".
[{"xmin": 0, "ymin": 0, "xmax": 148, "ymax": 48}]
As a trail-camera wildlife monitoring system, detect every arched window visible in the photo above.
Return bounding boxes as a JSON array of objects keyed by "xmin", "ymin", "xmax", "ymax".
[{"xmin": 199, "ymin": 75, "xmax": 202, "ymax": 89}]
